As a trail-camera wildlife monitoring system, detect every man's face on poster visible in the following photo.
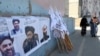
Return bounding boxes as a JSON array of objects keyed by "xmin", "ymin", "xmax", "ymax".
[
  {"xmin": 43, "ymin": 25, "xmax": 47, "ymax": 35},
  {"xmin": 13, "ymin": 21, "xmax": 19, "ymax": 30},
  {"xmin": 26, "ymin": 31, "xmax": 34, "ymax": 39},
  {"xmin": 0, "ymin": 39, "xmax": 15, "ymax": 56}
]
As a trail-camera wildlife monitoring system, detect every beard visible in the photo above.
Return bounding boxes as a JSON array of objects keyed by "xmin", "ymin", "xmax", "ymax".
[
  {"xmin": 14, "ymin": 26, "xmax": 19, "ymax": 30},
  {"xmin": 1, "ymin": 47, "xmax": 15, "ymax": 56},
  {"xmin": 43, "ymin": 32, "xmax": 47, "ymax": 36}
]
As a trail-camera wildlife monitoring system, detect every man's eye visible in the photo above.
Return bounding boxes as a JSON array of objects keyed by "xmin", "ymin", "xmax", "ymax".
[
  {"xmin": 3, "ymin": 45, "xmax": 7, "ymax": 48},
  {"xmin": 9, "ymin": 43, "xmax": 12, "ymax": 46}
]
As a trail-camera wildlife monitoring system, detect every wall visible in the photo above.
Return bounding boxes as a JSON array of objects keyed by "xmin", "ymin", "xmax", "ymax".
[
  {"xmin": 0, "ymin": 0, "xmax": 29, "ymax": 16},
  {"xmin": 0, "ymin": 0, "xmax": 69, "ymax": 16},
  {"xmin": 63, "ymin": 17, "xmax": 75, "ymax": 34},
  {"xmin": 0, "ymin": 0, "xmax": 48, "ymax": 16},
  {"xmin": 0, "ymin": 0, "xmax": 75, "ymax": 56},
  {"xmin": 82, "ymin": 0, "xmax": 100, "ymax": 17},
  {"xmin": 32, "ymin": 0, "xmax": 69, "ymax": 16}
]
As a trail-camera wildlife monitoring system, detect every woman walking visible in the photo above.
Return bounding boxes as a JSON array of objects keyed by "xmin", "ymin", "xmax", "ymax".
[
  {"xmin": 80, "ymin": 16, "xmax": 89, "ymax": 36},
  {"xmin": 90, "ymin": 17, "xmax": 99, "ymax": 37}
]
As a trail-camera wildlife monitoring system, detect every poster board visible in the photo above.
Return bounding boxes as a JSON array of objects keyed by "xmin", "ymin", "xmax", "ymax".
[{"xmin": 0, "ymin": 16, "xmax": 51, "ymax": 56}]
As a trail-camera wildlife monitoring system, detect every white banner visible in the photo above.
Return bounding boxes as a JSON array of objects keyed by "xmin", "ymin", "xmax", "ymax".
[{"xmin": 49, "ymin": 7, "xmax": 69, "ymax": 38}]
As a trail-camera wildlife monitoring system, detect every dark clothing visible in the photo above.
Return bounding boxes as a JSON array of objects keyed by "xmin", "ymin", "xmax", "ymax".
[
  {"xmin": 80, "ymin": 17, "xmax": 88, "ymax": 27},
  {"xmin": 1, "ymin": 52, "xmax": 20, "ymax": 56},
  {"xmin": 81, "ymin": 26, "xmax": 86, "ymax": 36},
  {"xmin": 23, "ymin": 37, "xmax": 37, "ymax": 53},
  {"xmin": 41, "ymin": 35, "xmax": 49, "ymax": 42},
  {"xmin": 80, "ymin": 17, "xmax": 88, "ymax": 36},
  {"xmin": 11, "ymin": 29, "xmax": 22, "ymax": 35}
]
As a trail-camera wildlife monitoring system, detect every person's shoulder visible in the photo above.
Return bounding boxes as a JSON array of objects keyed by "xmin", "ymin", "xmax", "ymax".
[
  {"xmin": 23, "ymin": 39, "xmax": 28, "ymax": 43},
  {"xmin": 41, "ymin": 38, "xmax": 44, "ymax": 42},
  {"xmin": 23, "ymin": 39, "xmax": 30, "ymax": 49},
  {"xmin": 23, "ymin": 39, "xmax": 28, "ymax": 45},
  {"xmin": 47, "ymin": 35, "xmax": 49, "ymax": 38},
  {"xmin": 11, "ymin": 29, "xmax": 14, "ymax": 32},
  {"xmin": 34, "ymin": 33, "xmax": 38, "ymax": 36},
  {"xmin": 11, "ymin": 29, "xmax": 15, "ymax": 35}
]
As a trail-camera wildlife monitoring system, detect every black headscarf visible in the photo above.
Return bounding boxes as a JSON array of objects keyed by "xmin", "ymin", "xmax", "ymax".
[{"xmin": 80, "ymin": 16, "xmax": 88, "ymax": 27}]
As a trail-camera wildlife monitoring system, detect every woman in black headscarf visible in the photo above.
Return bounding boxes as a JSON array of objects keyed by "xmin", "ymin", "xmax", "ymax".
[{"xmin": 80, "ymin": 16, "xmax": 89, "ymax": 36}]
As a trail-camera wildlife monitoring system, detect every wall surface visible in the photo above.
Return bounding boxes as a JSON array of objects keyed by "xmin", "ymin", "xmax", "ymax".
[
  {"xmin": 32, "ymin": 0, "xmax": 69, "ymax": 16},
  {"xmin": 0, "ymin": 0, "xmax": 29, "ymax": 15},
  {"xmin": 0, "ymin": 0, "xmax": 48, "ymax": 16},
  {"xmin": 0, "ymin": 0, "xmax": 75, "ymax": 56},
  {"xmin": 82, "ymin": 0, "xmax": 100, "ymax": 17},
  {"xmin": 0, "ymin": 0, "xmax": 69, "ymax": 16}
]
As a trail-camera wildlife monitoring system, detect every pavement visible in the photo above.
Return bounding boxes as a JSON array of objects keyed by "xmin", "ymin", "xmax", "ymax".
[{"xmin": 49, "ymin": 25, "xmax": 100, "ymax": 56}]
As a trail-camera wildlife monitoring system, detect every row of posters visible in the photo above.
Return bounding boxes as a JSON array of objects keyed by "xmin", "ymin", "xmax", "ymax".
[{"xmin": 0, "ymin": 16, "xmax": 50, "ymax": 56}]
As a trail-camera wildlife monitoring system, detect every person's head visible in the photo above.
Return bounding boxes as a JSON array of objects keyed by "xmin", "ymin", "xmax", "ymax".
[
  {"xmin": 25, "ymin": 26, "xmax": 35, "ymax": 39},
  {"xmin": 93, "ymin": 17, "xmax": 97, "ymax": 19},
  {"xmin": 12, "ymin": 19, "xmax": 20, "ymax": 30},
  {"xmin": 0, "ymin": 35, "xmax": 15, "ymax": 56},
  {"xmin": 91, "ymin": 17, "xmax": 97, "ymax": 22},
  {"xmin": 83, "ymin": 15, "xmax": 86, "ymax": 18},
  {"xmin": 42, "ymin": 25, "xmax": 47, "ymax": 35}
]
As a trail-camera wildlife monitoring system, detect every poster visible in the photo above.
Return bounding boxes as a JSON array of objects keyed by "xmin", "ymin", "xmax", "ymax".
[
  {"xmin": 6, "ymin": 18, "xmax": 25, "ymax": 37},
  {"xmin": 0, "ymin": 16, "xmax": 51, "ymax": 56},
  {"xmin": 23, "ymin": 16, "xmax": 40, "ymax": 55},
  {"xmin": 6, "ymin": 17, "xmax": 26, "ymax": 56},
  {"xmin": 24, "ymin": 16, "xmax": 51, "ymax": 56},
  {"xmin": 39, "ymin": 17, "xmax": 50, "ymax": 44},
  {"xmin": 0, "ymin": 17, "xmax": 20, "ymax": 56},
  {"xmin": 0, "ymin": 18, "xmax": 8, "ymax": 56}
]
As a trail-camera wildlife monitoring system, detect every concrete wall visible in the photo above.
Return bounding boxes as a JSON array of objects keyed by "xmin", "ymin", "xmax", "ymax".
[
  {"xmin": 32, "ymin": 0, "xmax": 69, "ymax": 16},
  {"xmin": 0, "ymin": 0, "xmax": 29, "ymax": 16},
  {"xmin": 82, "ymin": 0, "xmax": 100, "ymax": 17},
  {"xmin": 0, "ymin": 0, "xmax": 69, "ymax": 16},
  {"xmin": 0, "ymin": 0, "xmax": 75, "ymax": 56},
  {"xmin": 63, "ymin": 17, "xmax": 75, "ymax": 34},
  {"xmin": 0, "ymin": 0, "xmax": 48, "ymax": 16}
]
